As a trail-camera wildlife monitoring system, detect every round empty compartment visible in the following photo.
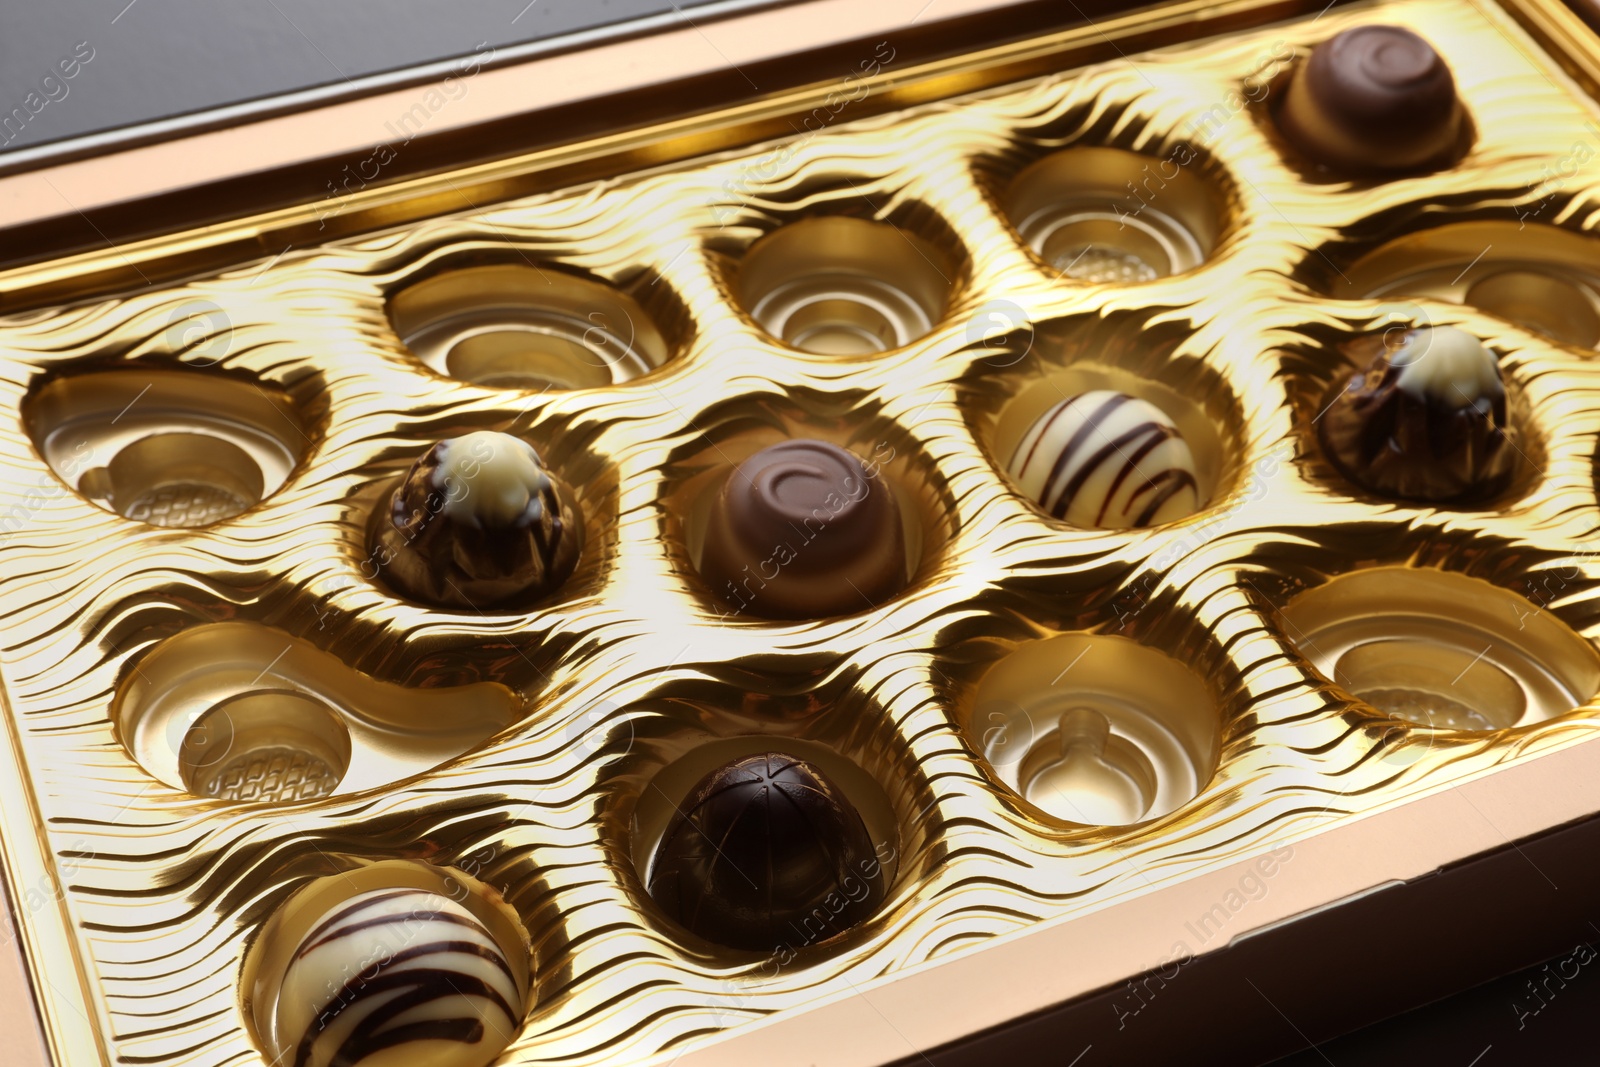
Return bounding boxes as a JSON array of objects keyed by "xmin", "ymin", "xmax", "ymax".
[
  {"xmin": 736, "ymin": 217, "xmax": 956, "ymax": 354},
  {"xmin": 24, "ymin": 368, "xmax": 308, "ymax": 528},
  {"xmin": 389, "ymin": 264, "xmax": 671, "ymax": 389},
  {"xmin": 1002, "ymin": 147, "xmax": 1222, "ymax": 282},
  {"xmin": 179, "ymin": 690, "xmax": 351, "ymax": 803},
  {"xmin": 988, "ymin": 363, "xmax": 1227, "ymax": 522},
  {"xmin": 244, "ymin": 859, "xmax": 532, "ymax": 1067},
  {"xmin": 1464, "ymin": 271, "xmax": 1600, "ymax": 348},
  {"xmin": 100, "ymin": 432, "xmax": 265, "ymax": 527},
  {"xmin": 1282, "ymin": 568, "xmax": 1600, "ymax": 730},
  {"xmin": 1337, "ymin": 221, "xmax": 1600, "ymax": 348},
  {"xmin": 967, "ymin": 633, "xmax": 1221, "ymax": 826}
]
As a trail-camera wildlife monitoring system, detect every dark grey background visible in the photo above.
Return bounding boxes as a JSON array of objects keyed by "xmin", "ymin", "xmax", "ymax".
[
  {"xmin": 0, "ymin": 0, "xmax": 747, "ymax": 153},
  {"xmin": 1, "ymin": 1, "xmax": 1596, "ymax": 1063}
]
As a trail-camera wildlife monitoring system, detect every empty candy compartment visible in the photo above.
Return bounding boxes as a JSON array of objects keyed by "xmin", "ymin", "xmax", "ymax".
[
  {"xmin": 1334, "ymin": 221, "xmax": 1600, "ymax": 348},
  {"xmin": 116, "ymin": 622, "xmax": 523, "ymax": 803},
  {"xmin": 1281, "ymin": 568, "xmax": 1600, "ymax": 730},
  {"xmin": 388, "ymin": 264, "xmax": 673, "ymax": 389},
  {"xmin": 24, "ymin": 368, "xmax": 310, "ymax": 527},
  {"xmin": 244, "ymin": 859, "xmax": 532, "ymax": 1067},
  {"xmin": 1000, "ymin": 146, "xmax": 1225, "ymax": 283},
  {"xmin": 965, "ymin": 633, "xmax": 1221, "ymax": 826},
  {"xmin": 734, "ymin": 217, "xmax": 959, "ymax": 354}
]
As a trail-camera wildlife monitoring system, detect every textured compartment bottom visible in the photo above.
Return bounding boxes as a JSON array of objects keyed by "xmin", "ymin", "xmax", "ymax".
[
  {"xmin": 735, "ymin": 217, "xmax": 957, "ymax": 355},
  {"xmin": 123, "ymin": 481, "xmax": 251, "ymax": 528},
  {"xmin": 192, "ymin": 747, "xmax": 341, "ymax": 804},
  {"xmin": 1002, "ymin": 146, "xmax": 1221, "ymax": 282}
]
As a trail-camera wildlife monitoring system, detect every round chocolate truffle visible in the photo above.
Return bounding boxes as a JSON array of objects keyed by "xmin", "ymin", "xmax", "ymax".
[
  {"xmin": 646, "ymin": 752, "xmax": 888, "ymax": 952},
  {"xmin": 372, "ymin": 430, "xmax": 582, "ymax": 608},
  {"xmin": 1278, "ymin": 25, "xmax": 1463, "ymax": 173},
  {"xmin": 1007, "ymin": 390, "xmax": 1199, "ymax": 528},
  {"xmin": 276, "ymin": 887, "xmax": 525, "ymax": 1067},
  {"xmin": 1319, "ymin": 325, "xmax": 1515, "ymax": 502},
  {"xmin": 698, "ymin": 439, "xmax": 906, "ymax": 619}
]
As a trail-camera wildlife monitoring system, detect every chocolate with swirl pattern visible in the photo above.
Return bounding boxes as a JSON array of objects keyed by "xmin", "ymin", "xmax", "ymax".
[
  {"xmin": 276, "ymin": 886, "xmax": 524, "ymax": 1067},
  {"xmin": 698, "ymin": 439, "xmax": 907, "ymax": 618},
  {"xmin": 372, "ymin": 430, "xmax": 582, "ymax": 608},
  {"xmin": 1277, "ymin": 25, "xmax": 1464, "ymax": 174},
  {"xmin": 1007, "ymin": 390, "xmax": 1200, "ymax": 528}
]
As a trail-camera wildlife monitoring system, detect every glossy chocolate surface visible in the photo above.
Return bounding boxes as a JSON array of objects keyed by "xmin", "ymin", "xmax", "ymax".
[
  {"xmin": 1007, "ymin": 390, "xmax": 1200, "ymax": 528},
  {"xmin": 1278, "ymin": 25, "xmax": 1463, "ymax": 172},
  {"xmin": 277, "ymin": 887, "xmax": 522, "ymax": 1067},
  {"xmin": 699, "ymin": 439, "xmax": 906, "ymax": 618},
  {"xmin": 646, "ymin": 752, "xmax": 887, "ymax": 952}
]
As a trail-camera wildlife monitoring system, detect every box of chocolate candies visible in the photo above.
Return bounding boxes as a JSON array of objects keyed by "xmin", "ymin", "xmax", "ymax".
[{"xmin": 4, "ymin": 0, "xmax": 1600, "ymax": 1065}]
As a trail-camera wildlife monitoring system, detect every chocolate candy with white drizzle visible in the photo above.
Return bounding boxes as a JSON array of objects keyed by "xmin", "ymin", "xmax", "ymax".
[
  {"xmin": 373, "ymin": 430, "xmax": 582, "ymax": 608},
  {"xmin": 1319, "ymin": 325, "xmax": 1515, "ymax": 502}
]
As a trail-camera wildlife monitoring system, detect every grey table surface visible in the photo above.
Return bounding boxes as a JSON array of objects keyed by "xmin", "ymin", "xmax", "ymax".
[{"xmin": 0, "ymin": 0, "xmax": 750, "ymax": 154}]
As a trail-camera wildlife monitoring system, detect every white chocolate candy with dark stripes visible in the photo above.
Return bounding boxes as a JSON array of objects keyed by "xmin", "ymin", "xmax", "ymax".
[
  {"xmin": 1008, "ymin": 390, "xmax": 1199, "ymax": 528},
  {"xmin": 276, "ymin": 887, "xmax": 524, "ymax": 1067}
]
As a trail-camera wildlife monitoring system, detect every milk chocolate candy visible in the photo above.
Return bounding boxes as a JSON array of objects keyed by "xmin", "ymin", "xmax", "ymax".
[
  {"xmin": 1319, "ymin": 325, "xmax": 1515, "ymax": 502},
  {"xmin": 646, "ymin": 752, "xmax": 887, "ymax": 952},
  {"xmin": 276, "ymin": 887, "xmax": 523, "ymax": 1067},
  {"xmin": 699, "ymin": 439, "xmax": 906, "ymax": 619},
  {"xmin": 373, "ymin": 430, "xmax": 582, "ymax": 608},
  {"xmin": 1007, "ymin": 390, "xmax": 1200, "ymax": 528},
  {"xmin": 1278, "ymin": 25, "xmax": 1464, "ymax": 173}
]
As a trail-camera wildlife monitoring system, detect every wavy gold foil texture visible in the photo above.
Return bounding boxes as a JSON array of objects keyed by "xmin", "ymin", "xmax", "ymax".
[{"xmin": 3, "ymin": 0, "xmax": 1600, "ymax": 1064}]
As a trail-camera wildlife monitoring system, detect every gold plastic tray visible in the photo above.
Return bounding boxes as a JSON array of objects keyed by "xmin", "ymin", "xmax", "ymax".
[{"xmin": 5, "ymin": 0, "xmax": 1600, "ymax": 1064}]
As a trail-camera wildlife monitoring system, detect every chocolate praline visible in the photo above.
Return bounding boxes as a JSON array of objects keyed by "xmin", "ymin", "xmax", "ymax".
[
  {"xmin": 1006, "ymin": 390, "xmax": 1200, "ymax": 528},
  {"xmin": 698, "ymin": 439, "xmax": 906, "ymax": 619},
  {"xmin": 372, "ymin": 430, "xmax": 582, "ymax": 608},
  {"xmin": 1278, "ymin": 25, "xmax": 1463, "ymax": 173},
  {"xmin": 1318, "ymin": 325, "xmax": 1515, "ymax": 502},
  {"xmin": 276, "ymin": 887, "xmax": 523, "ymax": 1067},
  {"xmin": 646, "ymin": 752, "xmax": 888, "ymax": 952}
]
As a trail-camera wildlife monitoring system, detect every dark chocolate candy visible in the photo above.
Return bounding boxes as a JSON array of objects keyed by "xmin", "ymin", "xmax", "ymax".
[
  {"xmin": 1318, "ymin": 325, "xmax": 1515, "ymax": 502},
  {"xmin": 372, "ymin": 430, "xmax": 582, "ymax": 608},
  {"xmin": 646, "ymin": 752, "xmax": 887, "ymax": 952},
  {"xmin": 698, "ymin": 439, "xmax": 906, "ymax": 619},
  {"xmin": 1278, "ymin": 25, "xmax": 1463, "ymax": 173}
]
